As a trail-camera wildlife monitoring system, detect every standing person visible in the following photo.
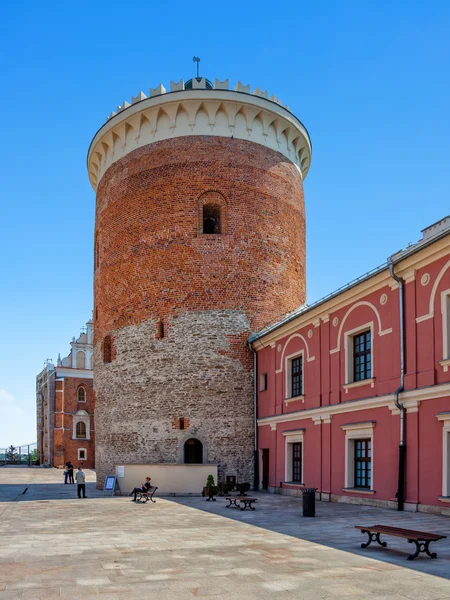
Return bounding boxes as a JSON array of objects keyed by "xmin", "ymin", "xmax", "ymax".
[
  {"xmin": 67, "ymin": 461, "xmax": 74, "ymax": 484},
  {"xmin": 75, "ymin": 466, "xmax": 87, "ymax": 499},
  {"xmin": 63, "ymin": 463, "xmax": 69, "ymax": 484},
  {"xmin": 129, "ymin": 476, "xmax": 152, "ymax": 501}
]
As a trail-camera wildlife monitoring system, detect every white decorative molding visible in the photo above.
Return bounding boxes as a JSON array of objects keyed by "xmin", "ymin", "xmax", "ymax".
[
  {"xmin": 429, "ymin": 258, "xmax": 450, "ymax": 315},
  {"xmin": 276, "ymin": 333, "xmax": 315, "ymax": 374},
  {"xmin": 270, "ymin": 423, "xmax": 277, "ymax": 431},
  {"xmin": 389, "ymin": 398, "xmax": 420, "ymax": 415},
  {"xmin": 380, "ymin": 293, "xmax": 388, "ymax": 305},
  {"xmin": 416, "ymin": 313, "xmax": 434, "ymax": 324},
  {"xmin": 257, "ymin": 382, "xmax": 450, "ymax": 428},
  {"xmin": 88, "ymin": 87, "xmax": 312, "ymax": 190},
  {"xmin": 284, "ymin": 396, "xmax": 305, "ymax": 406},
  {"xmin": 421, "ymin": 273, "xmax": 430, "ymax": 286},
  {"xmin": 440, "ymin": 359, "xmax": 450, "ymax": 373},
  {"xmin": 330, "ymin": 301, "xmax": 391, "ymax": 354},
  {"xmin": 308, "ymin": 329, "xmax": 313, "ymax": 339},
  {"xmin": 332, "ymin": 317, "xmax": 339, "ymax": 327},
  {"xmin": 342, "ymin": 378, "xmax": 375, "ymax": 393}
]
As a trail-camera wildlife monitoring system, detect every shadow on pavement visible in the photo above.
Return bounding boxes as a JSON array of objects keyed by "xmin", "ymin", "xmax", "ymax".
[{"xmin": 164, "ymin": 491, "xmax": 450, "ymax": 581}]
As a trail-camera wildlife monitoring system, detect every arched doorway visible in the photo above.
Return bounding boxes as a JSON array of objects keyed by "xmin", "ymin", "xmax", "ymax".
[{"xmin": 184, "ymin": 438, "xmax": 203, "ymax": 464}]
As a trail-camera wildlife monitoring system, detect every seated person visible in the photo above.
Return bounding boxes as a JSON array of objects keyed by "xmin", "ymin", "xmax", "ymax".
[{"xmin": 129, "ymin": 476, "xmax": 152, "ymax": 501}]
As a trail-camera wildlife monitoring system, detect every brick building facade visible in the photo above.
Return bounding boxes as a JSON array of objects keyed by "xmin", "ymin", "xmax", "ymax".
[
  {"xmin": 251, "ymin": 217, "xmax": 450, "ymax": 515},
  {"xmin": 88, "ymin": 78, "xmax": 311, "ymax": 486},
  {"xmin": 36, "ymin": 320, "xmax": 95, "ymax": 468}
]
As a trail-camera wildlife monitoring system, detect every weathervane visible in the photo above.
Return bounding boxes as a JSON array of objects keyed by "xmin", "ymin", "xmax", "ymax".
[{"xmin": 193, "ymin": 56, "xmax": 200, "ymax": 78}]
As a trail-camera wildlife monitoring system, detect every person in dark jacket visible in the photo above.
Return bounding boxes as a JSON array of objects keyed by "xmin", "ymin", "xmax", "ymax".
[
  {"xmin": 67, "ymin": 461, "xmax": 74, "ymax": 484},
  {"xmin": 129, "ymin": 477, "xmax": 152, "ymax": 501}
]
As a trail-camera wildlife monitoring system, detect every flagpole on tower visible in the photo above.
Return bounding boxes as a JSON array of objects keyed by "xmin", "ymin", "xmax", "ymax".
[{"xmin": 193, "ymin": 56, "xmax": 200, "ymax": 78}]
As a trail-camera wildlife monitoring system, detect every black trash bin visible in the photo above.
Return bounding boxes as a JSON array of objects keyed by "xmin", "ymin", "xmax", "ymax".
[{"xmin": 302, "ymin": 487, "xmax": 317, "ymax": 517}]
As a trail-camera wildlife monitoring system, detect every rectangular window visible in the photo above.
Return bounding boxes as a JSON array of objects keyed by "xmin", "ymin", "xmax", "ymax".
[
  {"xmin": 260, "ymin": 373, "xmax": 268, "ymax": 391},
  {"xmin": 291, "ymin": 356, "xmax": 303, "ymax": 397},
  {"xmin": 353, "ymin": 331, "xmax": 371, "ymax": 382},
  {"xmin": 354, "ymin": 439, "xmax": 371, "ymax": 488},
  {"xmin": 292, "ymin": 443, "xmax": 302, "ymax": 482}
]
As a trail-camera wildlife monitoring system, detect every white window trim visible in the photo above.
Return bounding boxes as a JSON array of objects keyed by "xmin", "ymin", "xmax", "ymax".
[
  {"xmin": 282, "ymin": 429, "xmax": 305, "ymax": 484},
  {"xmin": 78, "ymin": 448, "xmax": 87, "ymax": 461},
  {"xmin": 342, "ymin": 421, "xmax": 375, "ymax": 491},
  {"xmin": 344, "ymin": 322, "xmax": 374, "ymax": 386},
  {"xmin": 436, "ymin": 412, "xmax": 450, "ymax": 498},
  {"xmin": 73, "ymin": 411, "xmax": 91, "ymax": 441},
  {"xmin": 285, "ymin": 350, "xmax": 305, "ymax": 400},
  {"xmin": 441, "ymin": 289, "xmax": 450, "ymax": 363}
]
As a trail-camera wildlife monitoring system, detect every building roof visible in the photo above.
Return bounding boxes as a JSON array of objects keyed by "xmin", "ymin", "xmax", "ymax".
[{"xmin": 249, "ymin": 216, "xmax": 450, "ymax": 345}]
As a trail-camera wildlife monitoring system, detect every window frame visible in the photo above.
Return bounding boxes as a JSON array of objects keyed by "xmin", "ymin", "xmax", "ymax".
[
  {"xmin": 353, "ymin": 330, "xmax": 372, "ymax": 382},
  {"xmin": 285, "ymin": 351, "xmax": 305, "ymax": 400},
  {"xmin": 344, "ymin": 322, "xmax": 375, "ymax": 385},
  {"xmin": 342, "ymin": 421, "xmax": 375, "ymax": 492},
  {"xmin": 283, "ymin": 429, "xmax": 305, "ymax": 484},
  {"xmin": 73, "ymin": 410, "xmax": 91, "ymax": 441},
  {"xmin": 76, "ymin": 421, "xmax": 87, "ymax": 439},
  {"xmin": 78, "ymin": 448, "xmax": 87, "ymax": 461},
  {"xmin": 77, "ymin": 386, "xmax": 86, "ymax": 403},
  {"xmin": 353, "ymin": 438, "xmax": 372, "ymax": 489},
  {"xmin": 197, "ymin": 192, "xmax": 227, "ymax": 236},
  {"xmin": 436, "ymin": 412, "xmax": 450, "ymax": 498},
  {"xmin": 441, "ymin": 289, "xmax": 450, "ymax": 361}
]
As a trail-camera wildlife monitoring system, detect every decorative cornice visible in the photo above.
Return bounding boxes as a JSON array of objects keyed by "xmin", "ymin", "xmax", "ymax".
[
  {"xmin": 87, "ymin": 82, "xmax": 312, "ymax": 191},
  {"xmin": 257, "ymin": 382, "xmax": 450, "ymax": 427}
]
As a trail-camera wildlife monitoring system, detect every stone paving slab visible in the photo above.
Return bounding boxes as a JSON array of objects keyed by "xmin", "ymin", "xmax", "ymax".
[{"xmin": 1, "ymin": 468, "xmax": 450, "ymax": 599}]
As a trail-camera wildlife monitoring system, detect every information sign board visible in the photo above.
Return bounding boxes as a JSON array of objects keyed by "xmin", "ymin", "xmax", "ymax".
[{"xmin": 104, "ymin": 475, "xmax": 117, "ymax": 496}]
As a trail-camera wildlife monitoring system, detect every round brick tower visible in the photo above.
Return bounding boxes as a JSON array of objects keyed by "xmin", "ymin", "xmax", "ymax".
[{"xmin": 87, "ymin": 77, "xmax": 311, "ymax": 487}]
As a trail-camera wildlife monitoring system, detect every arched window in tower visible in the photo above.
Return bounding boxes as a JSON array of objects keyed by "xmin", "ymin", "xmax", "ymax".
[
  {"xmin": 184, "ymin": 438, "xmax": 203, "ymax": 464},
  {"xmin": 76, "ymin": 351, "xmax": 86, "ymax": 369},
  {"xmin": 198, "ymin": 192, "xmax": 227, "ymax": 235},
  {"xmin": 78, "ymin": 386, "xmax": 86, "ymax": 403},
  {"xmin": 76, "ymin": 422, "xmax": 86, "ymax": 439}
]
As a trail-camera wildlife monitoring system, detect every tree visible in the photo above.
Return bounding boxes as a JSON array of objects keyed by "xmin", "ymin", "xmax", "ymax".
[{"xmin": 6, "ymin": 445, "xmax": 17, "ymax": 463}]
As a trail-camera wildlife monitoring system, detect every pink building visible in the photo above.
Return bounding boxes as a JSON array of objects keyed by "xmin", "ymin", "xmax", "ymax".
[{"xmin": 250, "ymin": 216, "xmax": 450, "ymax": 515}]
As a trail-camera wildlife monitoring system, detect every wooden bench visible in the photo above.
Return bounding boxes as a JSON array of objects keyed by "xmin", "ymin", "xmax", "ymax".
[
  {"xmin": 355, "ymin": 524, "xmax": 446, "ymax": 560},
  {"xmin": 224, "ymin": 496, "xmax": 258, "ymax": 510},
  {"xmin": 136, "ymin": 486, "xmax": 158, "ymax": 504}
]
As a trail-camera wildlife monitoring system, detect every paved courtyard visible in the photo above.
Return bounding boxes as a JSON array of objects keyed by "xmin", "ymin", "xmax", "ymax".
[{"xmin": 1, "ymin": 468, "xmax": 450, "ymax": 599}]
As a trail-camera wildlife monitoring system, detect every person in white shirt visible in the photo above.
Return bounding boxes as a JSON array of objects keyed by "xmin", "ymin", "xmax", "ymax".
[{"xmin": 75, "ymin": 467, "xmax": 87, "ymax": 498}]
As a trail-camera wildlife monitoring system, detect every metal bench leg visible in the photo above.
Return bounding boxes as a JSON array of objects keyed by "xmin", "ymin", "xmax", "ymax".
[
  {"xmin": 226, "ymin": 499, "xmax": 233, "ymax": 508},
  {"xmin": 360, "ymin": 531, "xmax": 387, "ymax": 549},
  {"xmin": 407, "ymin": 540, "xmax": 437, "ymax": 561}
]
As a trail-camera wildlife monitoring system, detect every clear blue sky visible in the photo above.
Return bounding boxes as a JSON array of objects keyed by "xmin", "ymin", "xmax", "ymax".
[{"xmin": 1, "ymin": 1, "xmax": 449, "ymax": 447}]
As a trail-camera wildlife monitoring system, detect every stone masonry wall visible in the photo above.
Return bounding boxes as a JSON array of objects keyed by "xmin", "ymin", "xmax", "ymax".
[
  {"xmin": 93, "ymin": 136, "xmax": 305, "ymax": 488},
  {"xmin": 94, "ymin": 310, "xmax": 254, "ymax": 487}
]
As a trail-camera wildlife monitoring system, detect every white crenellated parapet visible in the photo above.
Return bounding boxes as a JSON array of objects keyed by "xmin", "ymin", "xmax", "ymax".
[{"xmin": 90, "ymin": 79, "xmax": 312, "ymax": 191}]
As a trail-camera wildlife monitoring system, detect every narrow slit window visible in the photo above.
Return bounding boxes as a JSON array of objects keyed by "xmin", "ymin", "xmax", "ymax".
[{"xmin": 103, "ymin": 336, "xmax": 112, "ymax": 363}]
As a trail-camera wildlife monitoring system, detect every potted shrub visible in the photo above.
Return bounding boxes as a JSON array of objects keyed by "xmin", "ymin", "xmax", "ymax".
[
  {"xmin": 236, "ymin": 482, "xmax": 250, "ymax": 496},
  {"xmin": 203, "ymin": 474, "xmax": 219, "ymax": 501}
]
